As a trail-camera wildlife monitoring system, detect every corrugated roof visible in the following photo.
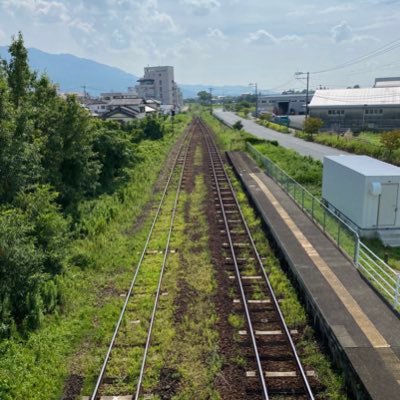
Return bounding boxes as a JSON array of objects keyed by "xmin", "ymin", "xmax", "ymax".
[
  {"xmin": 309, "ymin": 87, "xmax": 400, "ymax": 107},
  {"xmin": 374, "ymin": 77, "xmax": 400, "ymax": 88},
  {"xmin": 374, "ymin": 81, "xmax": 400, "ymax": 88},
  {"xmin": 325, "ymin": 155, "xmax": 400, "ymax": 176}
]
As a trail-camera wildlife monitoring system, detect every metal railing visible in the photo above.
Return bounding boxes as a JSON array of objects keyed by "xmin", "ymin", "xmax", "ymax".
[{"xmin": 246, "ymin": 143, "xmax": 400, "ymax": 311}]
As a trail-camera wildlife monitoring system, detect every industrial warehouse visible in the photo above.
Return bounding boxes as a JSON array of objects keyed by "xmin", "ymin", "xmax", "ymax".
[{"xmin": 309, "ymin": 78, "xmax": 400, "ymax": 132}]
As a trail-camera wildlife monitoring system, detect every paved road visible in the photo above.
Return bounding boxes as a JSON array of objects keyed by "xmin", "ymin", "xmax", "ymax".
[{"xmin": 214, "ymin": 109, "xmax": 349, "ymax": 161}]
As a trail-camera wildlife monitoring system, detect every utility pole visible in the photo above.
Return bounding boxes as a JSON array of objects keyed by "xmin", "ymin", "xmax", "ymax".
[
  {"xmin": 81, "ymin": 84, "xmax": 87, "ymax": 98},
  {"xmin": 295, "ymin": 72, "xmax": 310, "ymax": 119},
  {"xmin": 209, "ymin": 87, "xmax": 213, "ymax": 114}
]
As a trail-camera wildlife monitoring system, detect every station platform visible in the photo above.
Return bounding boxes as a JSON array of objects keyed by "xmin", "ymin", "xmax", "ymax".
[{"xmin": 227, "ymin": 151, "xmax": 400, "ymax": 400}]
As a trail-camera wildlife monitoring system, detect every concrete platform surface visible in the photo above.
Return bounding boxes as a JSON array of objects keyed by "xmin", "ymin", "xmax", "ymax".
[{"xmin": 227, "ymin": 151, "xmax": 400, "ymax": 400}]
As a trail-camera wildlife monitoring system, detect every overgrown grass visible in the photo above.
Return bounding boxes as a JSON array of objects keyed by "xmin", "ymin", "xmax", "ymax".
[
  {"xmin": 0, "ymin": 115, "xmax": 190, "ymax": 400},
  {"xmin": 257, "ymin": 119, "xmax": 290, "ymax": 133},
  {"xmin": 142, "ymin": 171, "xmax": 221, "ymax": 399},
  {"xmin": 295, "ymin": 130, "xmax": 400, "ymax": 165},
  {"xmin": 80, "ymin": 171, "xmax": 182, "ymax": 396}
]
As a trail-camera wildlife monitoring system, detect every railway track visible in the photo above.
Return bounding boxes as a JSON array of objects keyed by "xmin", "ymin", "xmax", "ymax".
[
  {"xmin": 88, "ymin": 117, "xmax": 318, "ymax": 399},
  {"xmin": 88, "ymin": 121, "xmax": 195, "ymax": 399},
  {"xmin": 198, "ymin": 117, "xmax": 316, "ymax": 399}
]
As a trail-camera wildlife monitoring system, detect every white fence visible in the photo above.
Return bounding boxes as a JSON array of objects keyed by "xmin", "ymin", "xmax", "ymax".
[{"xmin": 246, "ymin": 143, "xmax": 400, "ymax": 311}]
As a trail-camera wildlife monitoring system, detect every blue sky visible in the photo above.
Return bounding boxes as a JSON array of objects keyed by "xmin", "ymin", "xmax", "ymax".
[{"xmin": 0, "ymin": 0, "xmax": 399, "ymax": 91}]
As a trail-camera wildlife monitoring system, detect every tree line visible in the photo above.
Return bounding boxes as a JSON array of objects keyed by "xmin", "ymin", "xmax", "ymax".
[{"xmin": 0, "ymin": 33, "xmax": 168, "ymax": 337}]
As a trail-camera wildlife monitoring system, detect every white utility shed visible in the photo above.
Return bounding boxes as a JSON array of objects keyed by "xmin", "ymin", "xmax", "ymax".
[{"xmin": 323, "ymin": 155, "xmax": 400, "ymax": 234}]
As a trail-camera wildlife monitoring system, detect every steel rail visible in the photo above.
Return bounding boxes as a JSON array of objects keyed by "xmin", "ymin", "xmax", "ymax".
[
  {"xmin": 90, "ymin": 123, "xmax": 194, "ymax": 400},
  {"xmin": 133, "ymin": 119, "xmax": 194, "ymax": 400},
  {"xmin": 202, "ymin": 120, "xmax": 270, "ymax": 400},
  {"xmin": 200, "ymin": 118, "xmax": 315, "ymax": 399}
]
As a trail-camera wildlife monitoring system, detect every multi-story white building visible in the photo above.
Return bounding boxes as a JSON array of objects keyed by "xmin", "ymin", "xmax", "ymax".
[{"xmin": 136, "ymin": 66, "xmax": 183, "ymax": 108}]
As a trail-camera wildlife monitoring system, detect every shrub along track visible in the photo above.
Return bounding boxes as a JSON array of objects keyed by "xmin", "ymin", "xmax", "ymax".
[{"xmin": 86, "ymin": 117, "xmax": 345, "ymax": 399}]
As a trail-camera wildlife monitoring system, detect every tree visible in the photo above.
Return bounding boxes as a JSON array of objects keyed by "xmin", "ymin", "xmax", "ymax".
[
  {"xmin": 0, "ymin": 186, "xmax": 69, "ymax": 335},
  {"xmin": 381, "ymin": 130, "xmax": 400, "ymax": 160},
  {"xmin": 232, "ymin": 120, "xmax": 243, "ymax": 130},
  {"xmin": 93, "ymin": 125, "xmax": 136, "ymax": 193},
  {"xmin": 43, "ymin": 95, "xmax": 100, "ymax": 209},
  {"xmin": 6, "ymin": 32, "xmax": 34, "ymax": 108},
  {"xmin": 303, "ymin": 117, "xmax": 323, "ymax": 139},
  {"xmin": 197, "ymin": 90, "xmax": 212, "ymax": 105}
]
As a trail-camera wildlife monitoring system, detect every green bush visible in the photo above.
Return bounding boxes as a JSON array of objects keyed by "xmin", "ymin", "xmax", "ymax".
[
  {"xmin": 254, "ymin": 142, "xmax": 322, "ymax": 191},
  {"xmin": 257, "ymin": 119, "xmax": 289, "ymax": 133}
]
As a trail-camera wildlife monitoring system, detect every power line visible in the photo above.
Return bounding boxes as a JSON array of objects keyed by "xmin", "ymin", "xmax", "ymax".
[{"xmin": 310, "ymin": 37, "xmax": 400, "ymax": 75}]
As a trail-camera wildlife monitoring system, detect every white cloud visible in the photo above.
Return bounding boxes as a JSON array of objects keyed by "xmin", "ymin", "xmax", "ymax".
[
  {"xmin": 34, "ymin": 1, "xmax": 69, "ymax": 23},
  {"xmin": 319, "ymin": 4, "xmax": 356, "ymax": 14},
  {"xmin": 180, "ymin": 0, "xmax": 221, "ymax": 15},
  {"xmin": 246, "ymin": 30, "xmax": 278, "ymax": 45},
  {"xmin": 0, "ymin": 0, "xmax": 397, "ymax": 88},
  {"xmin": 1, "ymin": 0, "xmax": 70, "ymax": 23},
  {"xmin": 207, "ymin": 27, "xmax": 226, "ymax": 39},
  {"xmin": 149, "ymin": 11, "xmax": 178, "ymax": 33},
  {"xmin": 246, "ymin": 29, "xmax": 302, "ymax": 45},
  {"xmin": 331, "ymin": 21, "xmax": 376, "ymax": 43},
  {"xmin": 331, "ymin": 21, "xmax": 353, "ymax": 42}
]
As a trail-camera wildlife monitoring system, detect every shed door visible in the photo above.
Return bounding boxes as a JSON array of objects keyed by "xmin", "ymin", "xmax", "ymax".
[{"xmin": 378, "ymin": 184, "xmax": 399, "ymax": 226}]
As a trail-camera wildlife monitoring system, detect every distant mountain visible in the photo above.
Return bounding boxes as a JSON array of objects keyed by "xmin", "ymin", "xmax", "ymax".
[
  {"xmin": 0, "ymin": 46, "xmax": 273, "ymax": 98},
  {"xmin": 0, "ymin": 46, "xmax": 138, "ymax": 94}
]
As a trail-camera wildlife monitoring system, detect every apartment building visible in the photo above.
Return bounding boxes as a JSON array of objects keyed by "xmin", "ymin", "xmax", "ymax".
[{"xmin": 136, "ymin": 66, "xmax": 183, "ymax": 107}]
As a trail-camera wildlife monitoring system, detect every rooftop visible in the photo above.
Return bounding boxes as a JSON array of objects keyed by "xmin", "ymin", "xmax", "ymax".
[
  {"xmin": 324, "ymin": 155, "xmax": 400, "ymax": 177},
  {"xmin": 259, "ymin": 93, "xmax": 307, "ymax": 98},
  {"xmin": 107, "ymin": 98, "xmax": 144, "ymax": 106},
  {"xmin": 374, "ymin": 77, "xmax": 400, "ymax": 88},
  {"xmin": 310, "ymin": 87, "xmax": 400, "ymax": 107}
]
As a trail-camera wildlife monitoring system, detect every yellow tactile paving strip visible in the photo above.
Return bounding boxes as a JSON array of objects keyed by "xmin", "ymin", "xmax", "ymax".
[{"xmin": 249, "ymin": 172, "xmax": 390, "ymax": 349}]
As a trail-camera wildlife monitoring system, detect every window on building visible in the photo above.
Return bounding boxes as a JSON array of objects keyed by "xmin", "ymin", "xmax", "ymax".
[
  {"xmin": 328, "ymin": 109, "xmax": 345, "ymax": 115},
  {"xmin": 365, "ymin": 108, "xmax": 384, "ymax": 115}
]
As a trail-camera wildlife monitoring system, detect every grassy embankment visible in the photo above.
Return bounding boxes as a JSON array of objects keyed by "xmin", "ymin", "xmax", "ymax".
[
  {"xmin": 202, "ymin": 111, "xmax": 349, "ymax": 399},
  {"xmin": 0, "ymin": 115, "xmax": 190, "ymax": 400}
]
